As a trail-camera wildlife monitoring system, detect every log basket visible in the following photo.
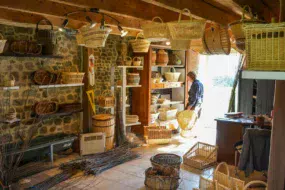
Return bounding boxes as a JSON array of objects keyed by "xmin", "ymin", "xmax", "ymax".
[
  {"xmin": 150, "ymin": 153, "xmax": 182, "ymax": 171},
  {"xmin": 98, "ymin": 90, "xmax": 115, "ymax": 107}
]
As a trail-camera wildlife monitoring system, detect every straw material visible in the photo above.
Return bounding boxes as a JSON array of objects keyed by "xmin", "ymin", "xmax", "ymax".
[
  {"xmin": 142, "ymin": 17, "xmax": 170, "ymax": 42},
  {"xmin": 80, "ymin": 26, "xmax": 112, "ymax": 48},
  {"xmin": 165, "ymin": 67, "xmax": 181, "ymax": 82},
  {"xmin": 144, "ymin": 126, "xmax": 172, "ymax": 144},
  {"xmin": 171, "ymin": 39, "xmax": 191, "ymax": 50},
  {"xmin": 0, "ymin": 33, "xmax": 7, "ymax": 54},
  {"xmin": 129, "ymin": 33, "xmax": 151, "ymax": 53},
  {"xmin": 244, "ymin": 23, "xmax": 285, "ymax": 71},
  {"xmin": 167, "ymin": 8, "xmax": 205, "ymax": 40}
]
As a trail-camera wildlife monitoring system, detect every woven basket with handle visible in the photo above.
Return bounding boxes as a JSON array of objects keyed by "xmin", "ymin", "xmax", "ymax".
[
  {"xmin": 165, "ymin": 67, "xmax": 181, "ymax": 82},
  {"xmin": 98, "ymin": 90, "xmax": 115, "ymax": 107},
  {"xmin": 129, "ymin": 33, "xmax": 151, "ymax": 53},
  {"xmin": 142, "ymin": 16, "xmax": 170, "ymax": 42},
  {"xmin": 61, "ymin": 65, "xmax": 85, "ymax": 84},
  {"xmin": 167, "ymin": 8, "xmax": 205, "ymax": 40}
]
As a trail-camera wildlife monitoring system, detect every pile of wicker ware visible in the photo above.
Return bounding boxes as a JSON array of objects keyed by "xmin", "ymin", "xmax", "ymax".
[
  {"xmin": 92, "ymin": 114, "xmax": 115, "ymax": 150},
  {"xmin": 145, "ymin": 153, "xmax": 182, "ymax": 190}
]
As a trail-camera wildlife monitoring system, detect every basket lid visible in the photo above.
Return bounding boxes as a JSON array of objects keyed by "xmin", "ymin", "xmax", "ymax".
[{"xmin": 93, "ymin": 114, "xmax": 114, "ymax": 121}]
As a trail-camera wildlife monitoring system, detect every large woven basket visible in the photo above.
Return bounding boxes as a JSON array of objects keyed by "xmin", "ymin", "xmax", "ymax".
[
  {"xmin": 0, "ymin": 33, "xmax": 7, "ymax": 54},
  {"xmin": 167, "ymin": 8, "xmax": 205, "ymax": 40},
  {"xmin": 98, "ymin": 90, "xmax": 115, "ymax": 107},
  {"xmin": 129, "ymin": 33, "xmax": 151, "ymax": 53},
  {"xmin": 61, "ymin": 66, "xmax": 85, "ymax": 84},
  {"xmin": 165, "ymin": 67, "xmax": 181, "ymax": 82},
  {"xmin": 244, "ymin": 22, "xmax": 285, "ymax": 71},
  {"xmin": 142, "ymin": 17, "xmax": 170, "ymax": 42},
  {"xmin": 80, "ymin": 26, "xmax": 112, "ymax": 48},
  {"xmin": 170, "ymin": 39, "xmax": 191, "ymax": 50},
  {"xmin": 150, "ymin": 153, "xmax": 182, "ymax": 171},
  {"xmin": 204, "ymin": 23, "xmax": 231, "ymax": 55},
  {"xmin": 34, "ymin": 101, "xmax": 58, "ymax": 116}
]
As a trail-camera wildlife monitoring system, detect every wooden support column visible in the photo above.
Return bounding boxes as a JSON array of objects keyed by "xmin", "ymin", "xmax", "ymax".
[{"xmin": 185, "ymin": 50, "xmax": 198, "ymax": 106}]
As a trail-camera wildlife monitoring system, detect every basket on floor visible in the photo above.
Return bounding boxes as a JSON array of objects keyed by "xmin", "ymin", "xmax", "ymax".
[
  {"xmin": 244, "ymin": 22, "xmax": 285, "ymax": 71},
  {"xmin": 0, "ymin": 33, "xmax": 7, "ymax": 54},
  {"xmin": 80, "ymin": 26, "xmax": 112, "ymax": 48},
  {"xmin": 167, "ymin": 8, "xmax": 205, "ymax": 40},
  {"xmin": 61, "ymin": 65, "xmax": 85, "ymax": 84},
  {"xmin": 150, "ymin": 153, "xmax": 182, "ymax": 171},
  {"xmin": 144, "ymin": 126, "xmax": 172, "ymax": 144},
  {"xmin": 129, "ymin": 33, "xmax": 151, "ymax": 53},
  {"xmin": 243, "ymin": 180, "xmax": 267, "ymax": 190},
  {"xmin": 183, "ymin": 142, "xmax": 218, "ymax": 169},
  {"xmin": 142, "ymin": 17, "xmax": 170, "ymax": 42},
  {"xmin": 145, "ymin": 167, "xmax": 180, "ymax": 190},
  {"xmin": 98, "ymin": 90, "xmax": 115, "ymax": 107}
]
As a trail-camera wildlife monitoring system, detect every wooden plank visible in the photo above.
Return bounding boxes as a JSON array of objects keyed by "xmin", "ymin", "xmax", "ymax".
[
  {"xmin": 238, "ymin": 79, "xmax": 253, "ymax": 115},
  {"xmin": 143, "ymin": 0, "xmax": 240, "ymax": 25},
  {"xmin": 268, "ymin": 81, "xmax": 285, "ymax": 189},
  {"xmin": 256, "ymin": 80, "xmax": 275, "ymax": 115}
]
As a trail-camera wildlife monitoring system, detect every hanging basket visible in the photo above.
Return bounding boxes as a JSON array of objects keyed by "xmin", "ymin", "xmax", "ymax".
[
  {"xmin": 142, "ymin": 17, "xmax": 170, "ymax": 42},
  {"xmin": 164, "ymin": 67, "xmax": 181, "ymax": 82},
  {"xmin": 129, "ymin": 33, "xmax": 151, "ymax": 53},
  {"xmin": 170, "ymin": 39, "xmax": 191, "ymax": 50},
  {"xmin": 80, "ymin": 26, "xmax": 112, "ymax": 48},
  {"xmin": 204, "ymin": 23, "xmax": 231, "ymax": 55},
  {"xmin": 98, "ymin": 90, "xmax": 115, "ymax": 107},
  {"xmin": 0, "ymin": 33, "xmax": 7, "ymax": 54},
  {"xmin": 167, "ymin": 8, "xmax": 205, "ymax": 40}
]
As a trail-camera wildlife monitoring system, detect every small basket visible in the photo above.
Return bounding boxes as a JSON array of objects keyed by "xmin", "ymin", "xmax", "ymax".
[
  {"xmin": 10, "ymin": 41, "xmax": 42, "ymax": 55},
  {"xmin": 80, "ymin": 26, "xmax": 112, "ymax": 48},
  {"xmin": 5, "ymin": 107, "xmax": 17, "ymax": 121},
  {"xmin": 167, "ymin": 8, "xmax": 205, "ymax": 40},
  {"xmin": 98, "ymin": 90, "xmax": 115, "ymax": 107},
  {"xmin": 183, "ymin": 142, "xmax": 218, "ymax": 169},
  {"xmin": 124, "ymin": 56, "xmax": 132, "ymax": 66},
  {"xmin": 0, "ymin": 33, "xmax": 7, "ymax": 54},
  {"xmin": 129, "ymin": 33, "xmax": 151, "ymax": 53},
  {"xmin": 34, "ymin": 101, "xmax": 58, "ymax": 116},
  {"xmin": 158, "ymin": 107, "xmax": 178, "ymax": 121},
  {"xmin": 126, "ymin": 115, "xmax": 139, "ymax": 123},
  {"xmin": 61, "ymin": 65, "xmax": 85, "ymax": 84},
  {"xmin": 142, "ymin": 17, "xmax": 170, "ymax": 42},
  {"xmin": 2, "ymin": 74, "xmax": 15, "ymax": 87},
  {"xmin": 164, "ymin": 67, "xmax": 181, "ymax": 82},
  {"xmin": 133, "ymin": 57, "xmax": 142, "ymax": 66},
  {"xmin": 127, "ymin": 73, "xmax": 140, "ymax": 85},
  {"xmin": 150, "ymin": 153, "xmax": 182, "ymax": 171}
]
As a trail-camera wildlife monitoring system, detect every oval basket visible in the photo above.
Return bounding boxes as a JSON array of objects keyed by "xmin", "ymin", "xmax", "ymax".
[
  {"xmin": 34, "ymin": 101, "xmax": 58, "ymax": 116},
  {"xmin": 33, "ymin": 69, "xmax": 58, "ymax": 85},
  {"xmin": 129, "ymin": 33, "xmax": 151, "ymax": 53},
  {"xmin": 150, "ymin": 153, "xmax": 182, "ymax": 171},
  {"xmin": 142, "ymin": 17, "xmax": 170, "ymax": 42}
]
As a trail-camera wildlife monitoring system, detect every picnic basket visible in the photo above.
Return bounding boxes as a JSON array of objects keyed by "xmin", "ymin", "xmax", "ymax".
[
  {"xmin": 183, "ymin": 142, "xmax": 218, "ymax": 169},
  {"xmin": 61, "ymin": 65, "xmax": 85, "ymax": 84},
  {"xmin": 0, "ymin": 33, "xmax": 7, "ymax": 54},
  {"xmin": 167, "ymin": 8, "xmax": 205, "ymax": 40},
  {"xmin": 98, "ymin": 90, "xmax": 115, "ymax": 107},
  {"xmin": 80, "ymin": 26, "xmax": 112, "ymax": 48},
  {"xmin": 142, "ymin": 16, "xmax": 170, "ymax": 42},
  {"xmin": 129, "ymin": 33, "xmax": 151, "ymax": 53}
]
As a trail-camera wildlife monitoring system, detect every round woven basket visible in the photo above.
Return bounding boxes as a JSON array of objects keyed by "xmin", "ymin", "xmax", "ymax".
[
  {"xmin": 129, "ymin": 33, "xmax": 151, "ymax": 53},
  {"xmin": 150, "ymin": 153, "xmax": 182, "ymax": 171}
]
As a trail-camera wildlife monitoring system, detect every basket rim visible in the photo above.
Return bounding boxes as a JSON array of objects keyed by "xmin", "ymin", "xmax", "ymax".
[{"xmin": 150, "ymin": 153, "xmax": 182, "ymax": 166}]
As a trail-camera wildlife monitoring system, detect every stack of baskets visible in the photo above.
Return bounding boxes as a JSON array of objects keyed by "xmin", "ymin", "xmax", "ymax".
[
  {"xmin": 98, "ymin": 90, "xmax": 115, "ymax": 108},
  {"xmin": 129, "ymin": 33, "xmax": 151, "ymax": 53},
  {"xmin": 145, "ymin": 153, "xmax": 182, "ymax": 190},
  {"xmin": 144, "ymin": 126, "xmax": 172, "ymax": 144},
  {"xmin": 80, "ymin": 26, "xmax": 112, "ymax": 48},
  {"xmin": 61, "ymin": 66, "xmax": 85, "ymax": 84},
  {"xmin": 92, "ymin": 114, "xmax": 115, "ymax": 150}
]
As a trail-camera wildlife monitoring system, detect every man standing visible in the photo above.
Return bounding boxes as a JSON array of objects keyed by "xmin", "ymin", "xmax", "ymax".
[{"xmin": 186, "ymin": 71, "xmax": 204, "ymax": 117}]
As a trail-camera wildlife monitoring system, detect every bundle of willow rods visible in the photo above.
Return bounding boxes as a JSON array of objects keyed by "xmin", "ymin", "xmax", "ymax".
[{"xmin": 60, "ymin": 143, "xmax": 140, "ymax": 175}]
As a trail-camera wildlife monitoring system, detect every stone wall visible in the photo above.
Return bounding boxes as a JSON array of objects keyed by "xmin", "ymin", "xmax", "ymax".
[{"xmin": 0, "ymin": 24, "xmax": 81, "ymax": 143}]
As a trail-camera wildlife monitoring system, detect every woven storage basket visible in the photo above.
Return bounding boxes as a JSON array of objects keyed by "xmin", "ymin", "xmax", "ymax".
[
  {"xmin": 5, "ymin": 107, "xmax": 17, "ymax": 121},
  {"xmin": 204, "ymin": 23, "xmax": 231, "ymax": 55},
  {"xmin": 34, "ymin": 101, "xmax": 58, "ymax": 116},
  {"xmin": 244, "ymin": 22, "xmax": 285, "ymax": 71},
  {"xmin": 183, "ymin": 142, "xmax": 218, "ymax": 169},
  {"xmin": 80, "ymin": 26, "xmax": 112, "ymax": 48},
  {"xmin": 61, "ymin": 66, "xmax": 85, "ymax": 84},
  {"xmin": 167, "ymin": 8, "xmax": 205, "ymax": 40},
  {"xmin": 170, "ymin": 39, "xmax": 191, "ymax": 50},
  {"xmin": 129, "ymin": 33, "xmax": 151, "ymax": 53},
  {"xmin": 142, "ymin": 17, "xmax": 170, "ymax": 42},
  {"xmin": 144, "ymin": 167, "xmax": 180, "ymax": 190},
  {"xmin": 144, "ymin": 126, "xmax": 172, "ymax": 144},
  {"xmin": 105, "ymin": 135, "xmax": 114, "ymax": 150},
  {"xmin": 133, "ymin": 57, "xmax": 142, "ymax": 66},
  {"xmin": 158, "ymin": 107, "xmax": 178, "ymax": 121},
  {"xmin": 98, "ymin": 90, "xmax": 115, "ymax": 107},
  {"xmin": 150, "ymin": 153, "xmax": 182, "ymax": 171},
  {"xmin": 165, "ymin": 67, "xmax": 181, "ymax": 82},
  {"xmin": 124, "ymin": 56, "xmax": 132, "ymax": 66},
  {"xmin": 127, "ymin": 73, "xmax": 140, "ymax": 85},
  {"xmin": 0, "ymin": 33, "xmax": 7, "ymax": 54}
]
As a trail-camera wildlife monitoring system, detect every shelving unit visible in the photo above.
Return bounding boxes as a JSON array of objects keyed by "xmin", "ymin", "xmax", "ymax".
[
  {"xmin": 0, "ymin": 86, "xmax": 20, "ymax": 90},
  {"xmin": 32, "ymin": 83, "xmax": 84, "ymax": 89},
  {"xmin": 0, "ymin": 54, "xmax": 64, "ymax": 59}
]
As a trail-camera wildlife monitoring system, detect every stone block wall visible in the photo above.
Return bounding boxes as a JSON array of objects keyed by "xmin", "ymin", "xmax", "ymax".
[{"xmin": 0, "ymin": 24, "xmax": 81, "ymax": 143}]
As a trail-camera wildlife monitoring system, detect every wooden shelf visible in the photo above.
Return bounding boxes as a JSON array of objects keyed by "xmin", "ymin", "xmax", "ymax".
[
  {"xmin": 118, "ymin": 85, "xmax": 142, "ymax": 88},
  {"xmin": 0, "ymin": 54, "xmax": 64, "ymax": 59},
  {"xmin": 151, "ymin": 44, "xmax": 172, "ymax": 49},
  {"xmin": 0, "ymin": 86, "xmax": 20, "ymax": 90},
  {"xmin": 42, "ymin": 109, "xmax": 83, "ymax": 118},
  {"xmin": 151, "ymin": 101, "xmax": 183, "ymax": 106},
  {"xmin": 0, "ymin": 118, "xmax": 21, "ymax": 124},
  {"xmin": 242, "ymin": 70, "xmax": 285, "ymax": 80},
  {"xmin": 126, "ymin": 122, "xmax": 141, "ymax": 127},
  {"xmin": 152, "ymin": 65, "xmax": 185, "ymax": 68},
  {"xmin": 151, "ymin": 86, "xmax": 183, "ymax": 90},
  {"xmin": 32, "ymin": 83, "xmax": 84, "ymax": 89},
  {"xmin": 118, "ymin": 66, "xmax": 143, "ymax": 69}
]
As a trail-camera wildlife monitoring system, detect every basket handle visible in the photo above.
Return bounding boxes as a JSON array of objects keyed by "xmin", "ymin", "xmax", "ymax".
[
  {"xmin": 152, "ymin": 16, "xmax": 164, "ymax": 23},
  {"xmin": 35, "ymin": 19, "xmax": 54, "ymax": 33},
  {"xmin": 135, "ymin": 32, "xmax": 145, "ymax": 40},
  {"xmin": 178, "ymin": 8, "xmax": 193, "ymax": 22},
  {"xmin": 241, "ymin": 5, "xmax": 254, "ymax": 20},
  {"xmin": 125, "ymin": 56, "xmax": 132, "ymax": 61},
  {"xmin": 243, "ymin": 180, "xmax": 267, "ymax": 190},
  {"xmin": 214, "ymin": 162, "xmax": 230, "ymax": 177},
  {"xmin": 133, "ymin": 57, "xmax": 141, "ymax": 62},
  {"xmin": 169, "ymin": 67, "xmax": 176, "ymax": 73}
]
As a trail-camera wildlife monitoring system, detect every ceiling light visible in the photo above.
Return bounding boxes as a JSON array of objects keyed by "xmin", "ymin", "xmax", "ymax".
[
  {"xmin": 118, "ymin": 25, "xmax": 128, "ymax": 37},
  {"xmin": 166, "ymin": 41, "xmax": 171, "ymax": 45},
  {"xmin": 86, "ymin": 16, "xmax": 96, "ymax": 28},
  {"xmin": 59, "ymin": 18, "xmax": 69, "ymax": 32}
]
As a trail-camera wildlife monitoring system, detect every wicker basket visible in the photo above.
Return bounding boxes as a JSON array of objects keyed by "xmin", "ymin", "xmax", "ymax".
[
  {"xmin": 244, "ymin": 22, "xmax": 285, "ymax": 71},
  {"xmin": 0, "ymin": 33, "xmax": 7, "ymax": 54},
  {"xmin": 144, "ymin": 167, "xmax": 180, "ymax": 190},
  {"xmin": 142, "ymin": 17, "xmax": 170, "ymax": 42},
  {"xmin": 183, "ymin": 142, "xmax": 218, "ymax": 169},
  {"xmin": 98, "ymin": 90, "xmax": 115, "ymax": 107},
  {"xmin": 156, "ymin": 49, "xmax": 169, "ymax": 65},
  {"xmin": 204, "ymin": 23, "xmax": 231, "ymax": 55},
  {"xmin": 32, "ymin": 69, "xmax": 58, "ymax": 85},
  {"xmin": 133, "ymin": 57, "xmax": 142, "ymax": 66},
  {"xmin": 61, "ymin": 66, "xmax": 85, "ymax": 84},
  {"xmin": 165, "ymin": 67, "xmax": 181, "ymax": 82},
  {"xmin": 144, "ymin": 126, "xmax": 172, "ymax": 144},
  {"xmin": 80, "ymin": 26, "xmax": 112, "ymax": 48},
  {"xmin": 158, "ymin": 107, "xmax": 178, "ymax": 121},
  {"xmin": 5, "ymin": 107, "xmax": 17, "ymax": 121},
  {"xmin": 124, "ymin": 56, "xmax": 132, "ymax": 66},
  {"xmin": 167, "ymin": 8, "xmax": 205, "ymax": 40},
  {"xmin": 151, "ymin": 153, "xmax": 182, "ymax": 171},
  {"xmin": 92, "ymin": 124, "xmax": 115, "ymax": 137},
  {"xmin": 170, "ymin": 39, "xmax": 191, "ymax": 50},
  {"xmin": 34, "ymin": 101, "xmax": 58, "ymax": 116},
  {"xmin": 10, "ymin": 41, "xmax": 42, "ymax": 55},
  {"xmin": 105, "ymin": 135, "xmax": 114, "ymax": 150},
  {"xmin": 126, "ymin": 115, "xmax": 139, "ymax": 123},
  {"xmin": 36, "ymin": 19, "xmax": 56, "ymax": 55},
  {"xmin": 243, "ymin": 181, "xmax": 267, "ymax": 190},
  {"xmin": 2, "ymin": 74, "xmax": 15, "ymax": 87},
  {"xmin": 127, "ymin": 73, "xmax": 140, "ymax": 85},
  {"xmin": 129, "ymin": 33, "xmax": 151, "ymax": 53}
]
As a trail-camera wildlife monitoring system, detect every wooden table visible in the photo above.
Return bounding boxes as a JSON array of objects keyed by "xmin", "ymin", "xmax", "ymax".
[{"xmin": 215, "ymin": 117, "xmax": 271, "ymax": 165}]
